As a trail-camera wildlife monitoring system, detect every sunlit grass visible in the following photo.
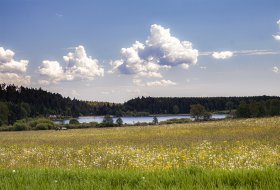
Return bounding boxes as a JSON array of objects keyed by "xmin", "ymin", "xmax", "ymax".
[
  {"xmin": 0, "ymin": 117, "xmax": 279, "ymax": 170},
  {"xmin": 1, "ymin": 168, "xmax": 280, "ymax": 190}
]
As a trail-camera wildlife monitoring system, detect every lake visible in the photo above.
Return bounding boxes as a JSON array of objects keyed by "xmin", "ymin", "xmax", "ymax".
[{"xmin": 54, "ymin": 114, "xmax": 227, "ymax": 125}]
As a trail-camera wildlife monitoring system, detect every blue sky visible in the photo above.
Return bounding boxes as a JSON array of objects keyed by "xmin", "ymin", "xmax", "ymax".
[{"xmin": 0, "ymin": 0, "xmax": 280, "ymax": 102}]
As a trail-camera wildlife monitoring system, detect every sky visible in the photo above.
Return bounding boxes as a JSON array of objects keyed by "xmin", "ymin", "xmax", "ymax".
[{"xmin": 0, "ymin": 0, "xmax": 280, "ymax": 103}]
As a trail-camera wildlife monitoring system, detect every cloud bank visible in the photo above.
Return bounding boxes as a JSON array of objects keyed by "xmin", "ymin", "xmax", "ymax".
[
  {"xmin": 38, "ymin": 45, "xmax": 104, "ymax": 83},
  {"xmin": 110, "ymin": 24, "xmax": 198, "ymax": 78},
  {"xmin": 0, "ymin": 47, "xmax": 31, "ymax": 85}
]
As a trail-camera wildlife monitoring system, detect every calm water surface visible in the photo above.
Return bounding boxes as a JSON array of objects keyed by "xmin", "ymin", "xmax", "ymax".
[{"xmin": 55, "ymin": 114, "xmax": 227, "ymax": 125}]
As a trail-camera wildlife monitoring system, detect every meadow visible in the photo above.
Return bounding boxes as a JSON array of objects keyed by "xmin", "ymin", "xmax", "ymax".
[{"xmin": 0, "ymin": 117, "xmax": 279, "ymax": 189}]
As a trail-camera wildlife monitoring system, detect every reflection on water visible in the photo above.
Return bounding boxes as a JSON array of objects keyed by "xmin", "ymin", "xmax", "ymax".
[{"xmin": 54, "ymin": 114, "xmax": 227, "ymax": 125}]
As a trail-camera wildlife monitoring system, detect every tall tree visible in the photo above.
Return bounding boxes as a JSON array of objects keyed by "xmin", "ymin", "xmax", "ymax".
[
  {"xmin": 153, "ymin": 116, "xmax": 158, "ymax": 124},
  {"xmin": 116, "ymin": 117, "xmax": 123, "ymax": 126},
  {"xmin": 190, "ymin": 104, "xmax": 206, "ymax": 120},
  {"xmin": 102, "ymin": 115, "xmax": 114, "ymax": 127}
]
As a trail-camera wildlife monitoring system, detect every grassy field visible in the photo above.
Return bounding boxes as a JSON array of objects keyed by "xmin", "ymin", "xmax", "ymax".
[{"xmin": 0, "ymin": 117, "xmax": 279, "ymax": 189}]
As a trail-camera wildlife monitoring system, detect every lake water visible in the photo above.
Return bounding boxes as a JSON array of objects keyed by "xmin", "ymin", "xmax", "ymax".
[{"xmin": 54, "ymin": 114, "xmax": 227, "ymax": 125}]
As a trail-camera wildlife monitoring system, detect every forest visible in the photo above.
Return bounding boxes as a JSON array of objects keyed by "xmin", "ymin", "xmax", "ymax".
[
  {"xmin": 0, "ymin": 84, "xmax": 121, "ymax": 125},
  {"xmin": 123, "ymin": 96, "xmax": 280, "ymax": 116},
  {"xmin": 1, "ymin": 84, "xmax": 280, "ymax": 125}
]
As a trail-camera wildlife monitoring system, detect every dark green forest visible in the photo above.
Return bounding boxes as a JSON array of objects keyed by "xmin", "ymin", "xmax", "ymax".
[
  {"xmin": 0, "ymin": 84, "xmax": 121, "ymax": 125},
  {"xmin": 1, "ymin": 84, "xmax": 280, "ymax": 125},
  {"xmin": 124, "ymin": 96, "xmax": 280, "ymax": 115}
]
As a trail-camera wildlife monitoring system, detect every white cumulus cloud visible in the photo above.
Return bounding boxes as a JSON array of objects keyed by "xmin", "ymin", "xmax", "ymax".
[
  {"xmin": 38, "ymin": 60, "xmax": 65, "ymax": 82},
  {"xmin": 0, "ymin": 47, "xmax": 31, "ymax": 86},
  {"xmin": 63, "ymin": 45, "xmax": 104, "ymax": 80},
  {"xmin": 273, "ymin": 19, "xmax": 280, "ymax": 41},
  {"xmin": 146, "ymin": 79, "xmax": 177, "ymax": 87},
  {"xmin": 273, "ymin": 66, "xmax": 279, "ymax": 73},
  {"xmin": 0, "ymin": 47, "xmax": 29, "ymax": 73},
  {"xmin": 212, "ymin": 51, "xmax": 233, "ymax": 59},
  {"xmin": 111, "ymin": 24, "xmax": 198, "ymax": 77},
  {"xmin": 38, "ymin": 45, "xmax": 104, "ymax": 83},
  {"xmin": 273, "ymin": 35, "xmax": 280, "ymax": 41}
]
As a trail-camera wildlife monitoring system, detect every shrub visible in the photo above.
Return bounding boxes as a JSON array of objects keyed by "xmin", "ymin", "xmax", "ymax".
[
  {"xmin": 29, "ymin": 118, "xmax": 54, "ymax": 129},
  {"xmin": 0, "ymin": 125, "xmax": 14, "ymax": 131},
  {"xmin": 161, "ymin": 118, "xmax": 192, "ymax": 124},
  {"xmin": 101, "ymin": 115, "xmax": 114, "ymax": 127},
  {"xmin": 13, "ymin": 122, "xmax": 29, "ymax": 131},
  {"xmin": 69, "ymin": 119, "xmax": 79, "ymax": 125},
  {"xmin": 116, "ymin": 117, "xmax": 123, "ymax": 126},
  {"xmin": 89, "ymin": 122, "xmax": 98, "ymax": 127},
  {"xmin": 152, "ymin": 116, "xmax": 158, "ymax": 124},
  {"xmin": 35, "ymin": 123, "xmax": 49, "ymax": 130},
  {"xmin": 134, "ymin": 122, "xmax": 149, "ymax": 126}
]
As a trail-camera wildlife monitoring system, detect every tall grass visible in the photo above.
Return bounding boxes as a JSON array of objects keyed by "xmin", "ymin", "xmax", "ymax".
[{"xmin": 0, "ymin": 168, "xmax": 279, "ymax": 190}]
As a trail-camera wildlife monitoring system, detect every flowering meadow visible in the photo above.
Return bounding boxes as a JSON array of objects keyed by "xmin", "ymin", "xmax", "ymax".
[
  {"xmin": 0, "ymin": 117, "xmax": 279, "ymax": 189},
  {"xmin": 0, "ymin": 117, "xmax": 279, "ymax": 170}
]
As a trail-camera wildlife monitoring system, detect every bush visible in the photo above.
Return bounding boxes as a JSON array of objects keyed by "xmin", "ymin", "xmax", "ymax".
[
  {"xmin": 133, "ymin": 122, "xmax": 149, "ymax": 126},
  {"xmin": 0, "ymin": 125, "xmax": 14, "ymax": 131},
  {"xmin": 0, "ymin": 118, "xmax": 55, "ymax": 131},
  {"xmin": 13, "ymin": 122, "xmax": 29, "ymax": 131},
  {"xmin": 34, "ymin": 123, "xmax": 49, "ymax": 130},
  {"xmin": 101, "ymin": 115, "xmax": 114, "ymax": 127},
  {"xmin": 29, "ymin": 118, "xmax": 55, "ymax": 129},
  {"xmin": 116, "ymin": 117, "xmax": 123, "ymax": 126},
  {"xmin": 161, "ymin": 118, "xmax": 192, "ymax": 124},
  {"xmin": 69, "ymin": 119, "xmax": 79, "ymax": 125},
  {"xmin": 153, "ymin": 116, "xmax": 158, "ymax": 124},
  {"xmin": 89, "ymin": 122, "xmax": 98, "ymax": 126}
]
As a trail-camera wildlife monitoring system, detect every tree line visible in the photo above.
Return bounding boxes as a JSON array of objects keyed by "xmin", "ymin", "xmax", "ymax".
[
  {"xmin": 236, "ymin": 99, "xmax": 280, "ymax": 118},
  {"xmin": 1, "ymin": 84, "xmax": 280, "ymax": 126},
  {"xmin": 123, "ymin": 96, "xmax": 280, "ymax": 115},
  {"xmin": 0, "ymin": 84, "xmax": 120, "ymax": 125}
]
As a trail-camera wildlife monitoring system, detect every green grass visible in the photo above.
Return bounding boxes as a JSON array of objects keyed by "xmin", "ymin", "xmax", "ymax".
[
  {"xmin": 0, "ymin": 117, "xmax": 280, "ymax": 189},
  {"xmin": 0, "ymin": 168, "xmax": 279, "ymax": 190}
]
